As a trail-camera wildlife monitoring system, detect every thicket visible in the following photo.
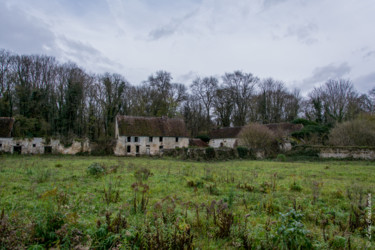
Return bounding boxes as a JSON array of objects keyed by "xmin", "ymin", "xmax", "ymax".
[
  {"xmin": 238, "ymin": 123, "xmax": 279, "ymax": 156},
  {"xmin": 328, "ymin": 114, "xmax": 375, "ymax": 147}
]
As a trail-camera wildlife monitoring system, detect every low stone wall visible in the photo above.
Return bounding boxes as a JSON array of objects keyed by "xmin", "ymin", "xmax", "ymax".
[
  {"xmin": 163, "ymin": 147, "xmax": 264, "ymax": 161},
  {"xmin": 292, "ymin": 145, "xmax": 375, "ymax": 160}
]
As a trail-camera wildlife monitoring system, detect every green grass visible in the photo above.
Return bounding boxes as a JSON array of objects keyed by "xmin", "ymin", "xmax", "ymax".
[{"xmin": 0, "ymin": 155, "xmax": 374, "ymax": 248}]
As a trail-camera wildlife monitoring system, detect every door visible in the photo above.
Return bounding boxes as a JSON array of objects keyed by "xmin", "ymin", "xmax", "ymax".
[{"xmin": 13, "ymin": 146, "xmax": 22, "ymax": 154}]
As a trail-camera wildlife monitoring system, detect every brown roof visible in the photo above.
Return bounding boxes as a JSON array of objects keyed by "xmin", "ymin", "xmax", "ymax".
[
  {"xmin": 189, "ymin": 138, "xmax": 209, "ymax": 147},
  {"xmin": 117, "ymin": 116, "xmax": 188, "ymax": 137},
  {"xmin": 265, "ymin": 123, "xmax": 303, "ymax": 136},
  {"xmin": 209, "ymin": 126, "xmax": 243, "ymax": 139},
  {"xmin": 0, "ymin": 117, "xmax": 15, "ymax": 137}
]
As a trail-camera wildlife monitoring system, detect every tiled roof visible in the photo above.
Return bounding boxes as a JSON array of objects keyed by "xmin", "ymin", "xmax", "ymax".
[{"xmin": 117, "ymin": 116, "xmax": 189, "ymax": 137}]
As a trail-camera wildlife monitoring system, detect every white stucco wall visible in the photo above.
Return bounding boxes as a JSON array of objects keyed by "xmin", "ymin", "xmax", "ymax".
[
  {"xmin": 114, "ymin": 136, "xmax": 189, "ymax": 156},
  {"xmin": 209, "ymin": 138, "xmax": 238, "ymax": 148}
]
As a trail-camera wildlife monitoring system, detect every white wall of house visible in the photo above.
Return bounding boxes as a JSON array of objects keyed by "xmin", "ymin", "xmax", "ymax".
[
  {"xmin": 209, "ymin": 138, "xmax": 238, "ymax": 148},
  {"xmin": 0, "ymin": 138, "xmax": 90, "ymax": 154},
  {"xmin": 114, "ymin": 136, "xmax": 189, "ymax": 156}
]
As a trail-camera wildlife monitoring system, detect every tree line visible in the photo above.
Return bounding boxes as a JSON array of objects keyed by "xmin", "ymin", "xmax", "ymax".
[{"xmin": 0, "ymin": 49, "xmax": 374, "ymax": 140}]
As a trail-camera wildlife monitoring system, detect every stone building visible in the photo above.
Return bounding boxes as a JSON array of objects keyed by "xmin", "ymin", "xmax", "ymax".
[
  {"xmin": 208, "ymin": 126, "xmax": 243, "ymax": 148},
  {"xmin": 114, "ymin": 115, "xmax": 189, "ymax": 156},
  {"xmin": 0, "ymin": 117, "xmax": 90, "ymax": 154},
  {"xmin": 208, "ymin": 123, "xmax": 303, "ymax": 150}
]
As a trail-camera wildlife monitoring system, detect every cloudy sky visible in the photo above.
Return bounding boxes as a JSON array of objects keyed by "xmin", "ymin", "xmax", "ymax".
[{"xmin": 1, "ymin": 0, "xmax": 374, "ymax": 94}]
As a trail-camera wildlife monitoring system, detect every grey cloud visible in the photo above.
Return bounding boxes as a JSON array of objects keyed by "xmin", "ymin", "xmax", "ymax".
[
  {"xmin": 262, "ymin": 0, "xmax": 288, "ymax": 8},
  {"xmin": 354, "ymin": 72, "xmax": 375, "ymax": 93},
  {"xmin": 148, "ymin": 11, "xmax": 196, "ymax": 40},
  {"xmin": 59, "ymin": 36, "xmax": 121, "ymax": 71},
  {"xmin": 176, "ymin": 71, "xmax": 199, "ymax": 84},
  {"xmin": 303, "ymin": 62, "xmax": 351, "ymax": 86},
  {"xmin": 364, "ymin": 50, "xmax": 375, "ymax": 59},
  {"xmin": 285, "ymin": 22, "xmax": 318, "ymax": 45},
  {"xmin": 0, "ymin": 4, "xmax": 57, "ymax": 54},
  {"xmin": 149, "ymin": 24, "xmax": 178, "ymax": 40}
]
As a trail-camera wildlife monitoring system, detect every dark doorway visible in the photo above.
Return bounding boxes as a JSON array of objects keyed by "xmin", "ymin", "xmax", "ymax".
[
  {"xmin": 136, "ymin": 145, "xmax": 140, "ymax": 156},
  {"xmin": 44, "ymin": 146, "xmax": 52, "ymax": 154},
  {"xmin": 13, "ymin": 146, "xmax": 22, "ymax": 154}
]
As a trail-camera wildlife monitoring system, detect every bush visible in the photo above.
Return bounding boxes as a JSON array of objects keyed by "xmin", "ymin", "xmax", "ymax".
[
  {"xmin": 237, "ymin": 146, "xmax": 249, "ymax": 158},
  {"xmin": 274, "ymin": 209, "xmax": 312, "ymax": 249},
  {"xmin": 205, "ymin": 147, "xmax": 216, "ymax": 160},
  {"xmin": 238, "ymin": 123, "xmax": 279, "ymax": 155},
  {"xmin": 276, "ymin": 154, "xmax": 286, "ymax": 162},
  {"xmin": 196, "ymin": 134, "xmax": 210, "ymax": 143},
  {"xmin": 328, "ymin": 114, "xmax": 375, "ymax": 146},
  {"xmin": 87, "ymin": 163, "xmax": 105, "ymax": 176},
  {"xmin": 90, "ymin": 137, "xmax": 115, "ymax": 155}
]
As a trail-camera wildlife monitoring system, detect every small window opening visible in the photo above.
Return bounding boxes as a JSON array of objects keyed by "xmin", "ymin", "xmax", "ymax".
[
  {"xmin": 134, "ymin": 137, "xmax": 139, "ymax": 142},
  {"xmin": 0, "ymin": 143, "xmax": 2, "ymax": 148},
  {"xmin": 127, "ymin": 136, "xmax": 131, "ymax": 142},
  {"xmin": 175, "ymin": 137, "xmax": 179, "ymax": 142},
  {"xmin": 159, "ymin": 145, "xmax": 163, "ymax": 150},
  {"xmin": 159, "ymin": 137, "xmax": 163, "ymax": 142},
  {"xmin": 33, "ymin": 144, "xmax": 36, "ymax": 148},
  {"xmin": 149, "ymin": 137, "xmax": 153, "ymax": 142},
  {"xmin": 127, "ymin": 145, "xmax": 131, "ymax": 153}
]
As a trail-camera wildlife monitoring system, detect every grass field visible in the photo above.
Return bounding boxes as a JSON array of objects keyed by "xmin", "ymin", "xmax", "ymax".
[{"xmin": 0, "ymin": 155, "xmax": 374, "ymax": 249}]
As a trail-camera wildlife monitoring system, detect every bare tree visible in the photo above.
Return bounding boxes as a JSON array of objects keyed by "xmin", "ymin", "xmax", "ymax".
[
  {"xmin": 190, "ymin": 76, "xmax": 218, "ymax": 128},
  {"xmin": 213, "ymin": 86, "xmax": 233, "ymax": 127},
  {"xmin": 223, "ymin": 71, "xmax": 258, "ymax": 126},
  {"xmin": 308, "ymin": 79, "xmax": 360, "ymax": 123}
]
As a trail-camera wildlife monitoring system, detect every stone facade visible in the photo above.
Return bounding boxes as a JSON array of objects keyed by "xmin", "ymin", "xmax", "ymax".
[
  {"xmin": 0, "ymin": 137, "xmax": 90, "ymax": 155},
  {"xmin": 208, "ymin": 138, "xmax": 238, "ymax": 148},
  {"xmin": 114, "ymin": 115, "xmax": 189, "ymax": 156},
  {"xmin": 114, "ymin": 136, "xmax": 189, "ymax": 156}
]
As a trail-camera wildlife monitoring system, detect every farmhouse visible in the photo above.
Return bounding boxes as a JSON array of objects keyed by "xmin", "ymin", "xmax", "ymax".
[
  {"xmin": 208, "ymin": 126, "xmax": 243, "ymax": 148},
  {"xmin": 0, "ymin": 117, "xmax": 90, "ymax": 154},
  {"xmin": 208, "ymin": 123, "xmax": 303, "ymax": 149},
  {"xmin": 114, "ymin": 115, "xmax": 189, "ymax": 156}
]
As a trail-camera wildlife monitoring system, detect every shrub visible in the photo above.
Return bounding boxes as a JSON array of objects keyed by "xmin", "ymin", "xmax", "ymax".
[
  {"xmin": 238, "ymin": 123, "xmax": 279, "ymax": 155},
  {"xmin": 290, "ymin": 182, "xmax": 302, "ymax": 192},
  {"xmin": 328, "ymin": 114, "xmax": 375, "ymax": 146},
  {"xmin": 237, "ymin": 146, "xmax": 249, "ymax": 158},
  {"xmin": 196, "ymin": 134, "xmax": 210, "ymax": 143},
  {"xmin": 87, "ymin": 163, "xmax": 105, "ymax": 176},
  {"xmin": 274, "ymin": 209, "xmax": 312, "ymax": 249},
  {"xmin": 276, "ymin": 154, "xmax": 286, "ymax": 162},
  {"xmin": 205, "ymin": 147, "xmax": 216, "ymax": 160}
]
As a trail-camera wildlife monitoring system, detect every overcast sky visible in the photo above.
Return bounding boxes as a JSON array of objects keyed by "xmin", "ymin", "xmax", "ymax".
[{"xmin": 1, "ymin": 0, "xmax": 374, "ymax": 94}]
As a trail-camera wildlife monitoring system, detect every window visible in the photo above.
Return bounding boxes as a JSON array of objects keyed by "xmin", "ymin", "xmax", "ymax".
[
  {"xmin": 33, "ymin": 144, "xmax": 36, "ymax": 148},
  {"xmin": 0, "ymin": 143, "xmax": 2, "ymax": 148},
  {"xmin": 175, "ymin": 137, "xmax": 179, "ymax": 142},
  {"xmin": 159, "ymin": 136, "xmax": 163, "ymax": 142},
  {"xmin": 127, "ymin": 145, "xmax": 131, "ymax": 153},
  {"xmin": 136, "ymin": 146, "xmax": 140, "ymax": 153},
  {"xmin": 159, "ymin": 145, "xmax": 163, "ymax": 150},
  {"xmin": 127, "ymin": 136, "xmax": 131, "ymax": 142},
  {"xmin": 149, "ymin": 137, "xmax": 153, "ymax": 142},
  {"xmin": 134, "ymin": 137, "xmax": 139, "ymax": 142}
]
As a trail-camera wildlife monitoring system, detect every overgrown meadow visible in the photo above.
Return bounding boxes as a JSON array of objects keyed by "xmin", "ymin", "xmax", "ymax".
[{"xmin": 0, "ymin": 155, "xmax": 374, "ymax": 249}]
